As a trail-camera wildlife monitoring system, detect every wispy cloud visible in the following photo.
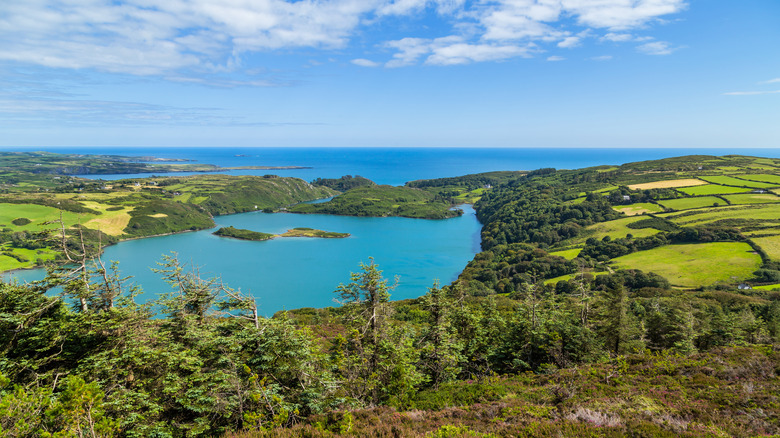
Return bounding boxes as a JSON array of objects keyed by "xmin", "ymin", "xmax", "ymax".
[
  {"xmin": 723, "ymin": 90, "xmax": 780, "ymax": 96},
  {"xmin": 0, "ymin": 87, "xmax": 310, "ymax": 126},
  {"xmin": 761, "ymin": 78, "xmax": 780, "ymax": 84},
  {"xmin": 547, "ymin": 56, "xmax": 565, "ymax": 61},
  {"xmin": 0, "ymin": 97, "xmax": 220, "ymax": 125},
  {"xmin": 385, "ymin": 36, "xmax": 533, "ymax": 67},
  {"xmin": 351, "ymin": 58, "xmax": 381, "ymax": 67},
  {"xmin": 166, "ymin": 76, "xmax": 289, "ymax": 88},
  {"xmin": 601, "ymin": 33, "xmax": 634, "ymax": 42},
  {"xmin": 591, "ymin": 55, "xmax": 613, "ymax": 61},
  {"xmin": 637, "ymin": 41, "xmax": 679, "ymax": 55},
  {"xmin": 0, "ymin": 0, "xmax": 689, "ymax": 74}
]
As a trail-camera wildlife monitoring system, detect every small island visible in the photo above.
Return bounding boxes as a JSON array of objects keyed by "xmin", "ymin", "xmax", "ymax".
[
  {"xmin": 213, "ymin": 226, "xmax": 349, "ymax": 241},
  {"xmin": 213, "ymin": 226, "xmax": 274, "ymax": 241},
  {"xmin": 279, "ymin": 227, "xmax": 350, "ymax": 238}
]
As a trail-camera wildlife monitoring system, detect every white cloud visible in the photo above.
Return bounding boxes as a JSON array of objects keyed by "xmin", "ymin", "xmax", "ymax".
[
  {"xmin": 591, "ymin": 55, "xmax": 613, "ymax": 61},
  {"xmin": 637, "ymin": 41, "xmax": 677, "ymax": 55},
  {"xmin": 0, "ymin": 0, "xmax": 689, "ymax": 74},
  {"xmin": 385, "ymin": 37, "xmax": 437, "ymax": 68},
  {"xmin": 385, "ymin": 36, "xmax": 531, "ymax": 67},
  {"xmin": 481, "ymin": 12, "xmax": 563, "ymax": 42},
  {"xmin": 558, "ymin": 36, "xmax": 581, "ymax": 48},
  {"xmin": 762, "ymin": 78, "xmax": 780, "ymax": 84},
  {"xmin": 562, "ymin": 0, "xmax": 687, "ymax": 30},
  {"xmin": 351, "ymin": 58, "xmax": 380, "ymax": 67},
  {"xmin": 376, "ymin": 0, "xmax": 464, "ymax": 16},
  {"xmin": 601, "ymin": 32, "xmax": 633, "ymax": 42},
  {"xmin": 723, "ymin": 90, "xmax": 780, "ymax": 96},
  {"xmin": 0, "ymin": 0, "xmax": 383, "ymax": 75},
  {"xmin": 547, "ymin": 55, "xmax": 565, "ymax": 61},
  {"xmin": 426, "ymin": 42, "xmax": 531, "ymax": 65}
]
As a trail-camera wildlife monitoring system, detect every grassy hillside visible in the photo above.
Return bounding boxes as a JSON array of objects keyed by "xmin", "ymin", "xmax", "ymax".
[
  {"xmin": 0, "ymin": 172, "xmax": 337, "ymax": 271},
  {"xmin": 466, "ymin": 154, "xmax": 780, "ymax": 293},
  {"xmin": 290, "ymin": 185, "xmax": 462, "ymax": 219},
  {"xmin": 611, "ymin": 242, "xmax": 762, "ymax": 288}
]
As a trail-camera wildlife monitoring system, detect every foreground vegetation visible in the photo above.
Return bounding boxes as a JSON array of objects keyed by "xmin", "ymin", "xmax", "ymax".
[
  {"xmin": 231, "ymin": 346, "xmax": 780, "ymax": 437},
  {"xmin": 2, "ymin": 255, "xmax": 778, "ymax": 437}
]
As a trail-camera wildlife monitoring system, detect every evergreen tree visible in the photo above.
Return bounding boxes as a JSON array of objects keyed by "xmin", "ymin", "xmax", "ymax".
[
  {"xmin": 332, "ymin": 259, "xmax": 421, "ymax": 405},
  {"xmin": 595, "ymin": 285, "xmax": 645, "ymax": 355},
  {"xmin": 417, "ymin": 281, "xmax": 463, "ymax": 387}
]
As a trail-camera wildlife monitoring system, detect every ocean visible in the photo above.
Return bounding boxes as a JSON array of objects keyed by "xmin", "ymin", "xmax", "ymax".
[{"xmin": 7, "ymin": 146, "xmax": 780, "ymax": 185}]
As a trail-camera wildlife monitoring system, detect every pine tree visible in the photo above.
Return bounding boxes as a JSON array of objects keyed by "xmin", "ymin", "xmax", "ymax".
[
  {"xmin": 418, "ymin": 281, "xmax": 463, "ymax": 387},
  {"xmin": 595, "ymin": 284, "xmax": 645, "ymax": 355},
  {"xmin": 332, "ymin": 259, "xmax": 424, "ymax": 405}
]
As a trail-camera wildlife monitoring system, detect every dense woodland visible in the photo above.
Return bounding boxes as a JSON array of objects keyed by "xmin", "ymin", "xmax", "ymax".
[{"xmin": 2, "ymin": 154, "xmax": 780, "ymax": 437}]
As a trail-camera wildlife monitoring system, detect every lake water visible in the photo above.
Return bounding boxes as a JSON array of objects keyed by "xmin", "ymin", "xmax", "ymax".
[{"xmin": 5, "ymin": 205, "xmax": 482, "ymax": 316}]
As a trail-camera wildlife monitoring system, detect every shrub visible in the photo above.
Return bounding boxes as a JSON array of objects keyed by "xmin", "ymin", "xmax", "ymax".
[{"xmin": 11, "ymin": 217, "xmax": 31, "ymax": 226}]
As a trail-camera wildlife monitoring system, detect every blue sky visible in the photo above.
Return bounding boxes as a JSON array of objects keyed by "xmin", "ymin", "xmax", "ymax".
[{"xmin": 0, "ymin": 0, "xmax": 778, "ymax": 148}]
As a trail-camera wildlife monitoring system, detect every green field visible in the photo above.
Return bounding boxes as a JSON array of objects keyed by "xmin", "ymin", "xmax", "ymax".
[
  {"xmin": 549, "ymin": 248, "xmax": 582, "ymax": 260},
  {"xmin": 612, "ymin": 202, "xmax": 664, "ymax": 215},
  {"xmin": 657, "ymin": 196, "xmax": 723, "ymax": 210},
  {"xmin": 753, "ymin": 283, "xmax": 780, "ymax": 290},
  {"xmin": 735, "ymin": 173, "xmax": 780, "ymax": 184},
  {"xmin": 677, "ymin": 184, "xmax": 750, "ymax": 196},
  {"xmin": 565, "ymin": 216, "xmax": 661, "ymax": 246},
  {"xmin": 660, "ymin": 204, "xmax": 780, "ymax": 227},
  {"xmin": 450, "ymin": 187, "xmax": 485, "ymax": 204},
  {"xmin": 0, "ymin": 203, "xmax": 91, "ymax": 232},
  {"xmin": 752, "ymin": 235, "xmax": 780, "ymax": 261},
  {"xmin": 611, "ymin": 242, "xmax": 762, "ymax": 287},
  {"xmin": 720, "ymin": 193, "xmax": 780, "ymax": 205},
  {"xmin": 699, "ymin": 175, "xmax": 777, "ymax": 189},
  {"xmin": 577, "ymin": 186, "xmax": 617, "ymax": 197},
  {"xmin": 544, "ymin": 271, "xmax": 606, "ymax": 285},
  {"xmin": 0, "ymin": 248, "xmax": 59, "ymax": 271},
  {"xmin": 744, "ymin": 226, "xmax": 780, "ymax": 237}
]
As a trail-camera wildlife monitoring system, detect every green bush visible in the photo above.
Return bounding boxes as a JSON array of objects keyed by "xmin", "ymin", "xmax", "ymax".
[{"xmin": 11, "ymin": 217, "xmax": 31, "ymax": 226}]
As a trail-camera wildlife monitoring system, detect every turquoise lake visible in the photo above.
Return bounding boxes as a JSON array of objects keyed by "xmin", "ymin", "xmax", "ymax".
[{"xmin": 5, "ymin": 205, "xmax": 482, "ymax": 316}]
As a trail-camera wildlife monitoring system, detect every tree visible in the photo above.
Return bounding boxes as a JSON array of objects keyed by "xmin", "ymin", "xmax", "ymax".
[
  {"xmin": 332, "ymin": 259, "xmax": 420, "ymax": 405},
  {"xmin": 417, "ymin": 281, "xmax": 462, "ymax": 387},
  {"xmin": 595, "ymin": 284, "xmax": 644, "ymax": 355},
  {"xmin": 334, "ymin": 258, "xmax": 394, "ymax": 376}
]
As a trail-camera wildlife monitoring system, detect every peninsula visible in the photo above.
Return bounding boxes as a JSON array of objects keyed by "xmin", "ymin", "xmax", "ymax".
[{"xmin": 0, "ymin": 151, "xmax": 309, "ymax": 176}]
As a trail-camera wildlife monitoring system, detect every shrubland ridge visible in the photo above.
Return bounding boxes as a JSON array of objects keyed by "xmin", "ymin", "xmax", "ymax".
[{"xmin": 1, "ymin": 153, "xmax": 780, "ymax": 437}]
